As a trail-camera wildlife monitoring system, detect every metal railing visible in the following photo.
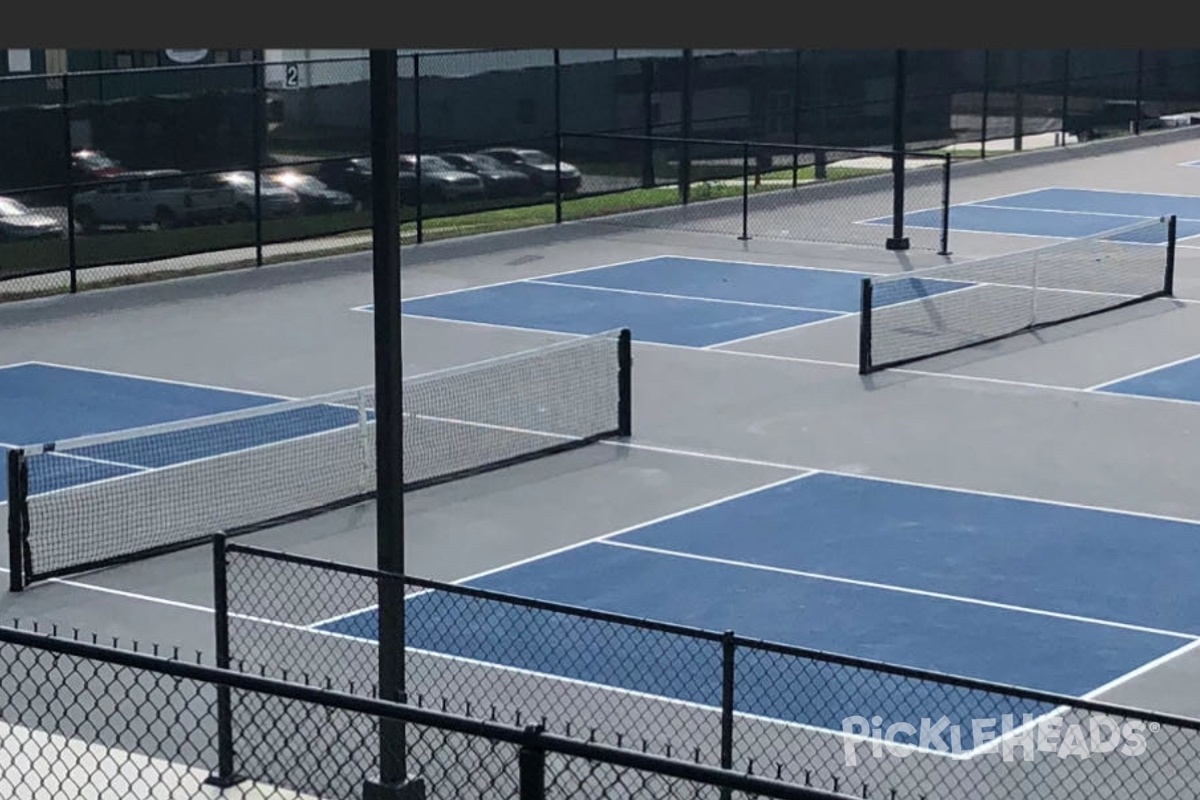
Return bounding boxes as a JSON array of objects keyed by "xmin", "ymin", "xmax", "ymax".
[{"xmin": 215, "ymin": 539, "xmax": 1200, "ymax": 800}]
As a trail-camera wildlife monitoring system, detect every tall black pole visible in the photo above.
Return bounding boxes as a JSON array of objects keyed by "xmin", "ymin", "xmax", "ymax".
[
  {"xmin": 887, "ymin": 48, "xmax": 909, "ymax": 251},
  {"xmin": 365, "ymin": 48, "xmax": 423, "ymax": 800}
]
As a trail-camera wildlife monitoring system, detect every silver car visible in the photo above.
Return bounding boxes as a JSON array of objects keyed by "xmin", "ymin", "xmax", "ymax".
[{"xmin": 0, "ymin": 197, "xmax": 65, "ymax": 241}]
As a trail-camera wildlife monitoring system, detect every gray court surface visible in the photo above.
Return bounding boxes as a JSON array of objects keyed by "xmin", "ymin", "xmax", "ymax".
[{"xmin": 3, "ymin": 133, "xmax": 1200, "ymax": 798}]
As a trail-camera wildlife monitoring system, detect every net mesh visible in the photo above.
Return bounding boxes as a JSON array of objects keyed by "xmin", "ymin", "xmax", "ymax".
[
  {"xmin": 13, "ymin": 329, "xmax": 628, "ymax": 584},
  {"xmin": 862, "ymin": 216, "xmax": 1174, "ymax": 372}
]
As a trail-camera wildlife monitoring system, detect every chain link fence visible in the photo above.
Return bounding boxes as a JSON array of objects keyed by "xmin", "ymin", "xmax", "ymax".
[
  {"xmin": 0, "ymin": 619, "xmax": 846, "ymax": 800},
  {"xmin": 2, "ymin": 49, "xmax": 1199, "ymax": 297},
  {"xmin": 217, "ymin": 540, "xmax": 1200, "ymax": 800},
  {"xmin": 559, "ymin": 133, "xmax": 949, "ymax": 251}
]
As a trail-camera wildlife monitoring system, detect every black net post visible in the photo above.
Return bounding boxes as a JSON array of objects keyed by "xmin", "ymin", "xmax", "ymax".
[
  {"xmin": 618, "ymin": 328, "xmax": 633, "ymax": 437},
  {"xmin": 518, "ymin": 725, "xmax": 547, "ymax": 800},
  {"xmin": 858, "ymin": 278, "xmax": 874, "ymax": 375},
  {"xmin": 1165, "ymin": 215, "xmax": 1178, "ymax": 295},
  {"xmin": 553, "ymin": 49, "xmax": 563, "ymax": 225},
  {"xmin": 205, "ymin": 533, "xmax": 240, "ymax": 788},
  {"xmin": 739, "ymin": 142, "xmax": 750, "ymax": 241},
  {"xmin": 61, "ymin": 74, "xmax": 77, "ymax": 293},
  {"xmin": 887, "ymin": 49, "xmax": 910, "ymax": 251},
  {"xmin": 253, "ymin": 54, "xmax": 264, "ymax": 268},
  {"xmin": 939, "ymin": 153, "xmax": 952, "ymax": 256},
  {"xmin": 719, "ymin": 631, "xmax": 736, "ymax": 800},
  {"xmin": 6, "ymin": 448, "xmax": 28, "ymax": 593}
]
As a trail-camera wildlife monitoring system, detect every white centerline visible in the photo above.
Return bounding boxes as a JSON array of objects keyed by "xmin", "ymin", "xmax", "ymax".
[{"xmin": 600, "ymin": 540, "xmax": 1196, "ymax": 641}]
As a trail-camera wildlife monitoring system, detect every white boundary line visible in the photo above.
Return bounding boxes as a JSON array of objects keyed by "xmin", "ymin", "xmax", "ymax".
[
  {"xmin": 528, "ymin": 279, "xmax": 847, "ymax": 315},
  {"xmin": 701, "ymin": 313, "xmax": 854, "ymax": 349},
  {"xmin": 599, "ymin": 540, "xmax": 1197, "ymax": 641},
  {"xmin": 1084, "ymin": 352, "xmax": 1200, "ymax": 392},
  {"xmin": 22, "ymin": 360, "xmax": 295, "ymax": 402},
  {"xmin": 399, "ymin": 255, "xmax": 671, "ymax": 304},
  {"xmin": 48, "ymin": 450, "xmax": 150, "ymax": 473}
]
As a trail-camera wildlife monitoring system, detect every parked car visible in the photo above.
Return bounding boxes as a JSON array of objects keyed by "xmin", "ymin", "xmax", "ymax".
[
  {"xmin": 315, "ymin": 157, "xmax": 419, "ymax": 204},
  {"xmin": 475, "ymin": 147, "xmax": 582, "ymax": 194},
  {"xmin": 268, "ymin": 170, "xmax": 358, "ymax": 214},
  {"xmin": 74, "ymin": 170, "xmax": 235, "ymax": 232},
  {"xmin": 397, "ymin": 155, "xmax": 485, "ymax": 203},
  {"xmin": 217, "ymin": 171, "xmax": 302, "ymax": 220},
  {"xmin": 437, "ymin": 152, "xmax": 536, "ymax": 198},
  {"xmin": 71, "ymin": 149, "xmax": 127, "ymax": 184},
  {"xmin": 316, "ymin": 157, "xmax": 374, "ymax": 203},
  {"xmin": 0, "ymin": 196, "xmax": 65, "ymax": 241}
]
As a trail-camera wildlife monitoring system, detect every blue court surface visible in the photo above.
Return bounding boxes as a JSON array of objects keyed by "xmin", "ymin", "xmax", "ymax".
[
  {"xmin": 868, "ymin": 187, "xmax": 1200, "ymax": 241},
  {"xmin": 316, "ymin": 471, "xmax": 1200, "ymax": 754},
  {"xmin": 0, "ymin": 362, "xmax": 358, "ymax": 503},
  {"xmin": 385, "ymin": 256, "xmax": 965, "ymax": 347},
  {"xmin": 1091, "ymin": 355, "xmax": 1200, "ymax": 404}
]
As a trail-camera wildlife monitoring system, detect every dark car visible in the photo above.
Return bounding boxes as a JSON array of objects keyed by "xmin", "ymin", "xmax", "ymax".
[
  {"xmin": 476, "ymin": 147, "xmax": 582, "ymax": 194},
  {"xmin": 316, "ymin": 157, "xmax": 418, "ymax": 204},
  {"xmin": 268, "ymin": 170, "xmax": 359, "ymax": 214},
  {"xmin": 398, "ymin": 155, "xmax": 485, "ymax": 203},
  {"xmin": 317, "ymin": 158, "xmax": 373, "ymax": 202},
  {"xmin": 437, "ymin": 153, "xmax": 536, "ymax": 198},
  {"xmin": 0, "ymin": 196, "xmax": 65, "ymax": 241}
]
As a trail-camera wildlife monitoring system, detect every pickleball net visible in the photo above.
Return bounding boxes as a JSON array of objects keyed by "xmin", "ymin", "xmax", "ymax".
[
  {"xmin": 858, "ymin": 215, "xmax": 1177, "ymax": 374},
  {"xmin": 6, "ymin": 328, "xmax": 632, "ymax": 590}
]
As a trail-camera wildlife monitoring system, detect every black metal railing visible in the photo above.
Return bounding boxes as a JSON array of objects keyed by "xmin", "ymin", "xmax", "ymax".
[
  {"xmin": 215, "ymin": 538, "xmax": 1200, "ymax": 800},
  {"xmin": 0, "ymin": 619, "xmax": 850, "ymax": 800}
]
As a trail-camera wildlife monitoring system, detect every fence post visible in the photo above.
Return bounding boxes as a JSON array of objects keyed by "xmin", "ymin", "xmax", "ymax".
[
  {"xmin": 813, "ymin": 147, "xmax": 827, "ymax": 181},
  {"xmin": 518, "ymin": 725, "xmax": 547, "ymax": 800},
  {"xmin": 413, "ymin": 54, "xmax": 423, "ymax": 245},
  {"xmin": 1013, "ymin": 51, "xmax": 1025, "ymax": 152},
  {"xmin": 554, "ymin": 49, "xmax": 563, "ymax": 225},
  {"xmin": 60, "ymin": 74, "xmax": 77, "ymax": 293},
  {"xmin": 1060, "ymin": 49, "xmax": 1070, "ymax": 146},
  {"xmin": 641, "ymin": 58, "xmax": 656, "ymax": 189},
  {"xmin": 719, "ymin": 631, "xmax": 736, "ymax": 800},
  {"xmin": 791, "ymin": 49, "xmax": 801, "ymax": 188},
  {"xmin": 980, "ymin": 49, "xmax": 990, "ymax": 158},
  {"xmin": 887, "ymin": 49, "xmax": 910, "ymax": 251},
  {"xmin": 939, "ymin": 154, "xmax": 951, "ymax": 256},
  {"xmin": 252, "ymin": 55, "xmax": 264, "ymax": 267},
  {"xmin": 1134, "ymin": 50, "xmax": 1145, "ymax": 135},
  {"xmin": 739, "ymin": 142, "xmax": 750, "ymax": 241},
  {"xmin": 679, "ymin": 49, "xmax": 693, "ymax": 205},
  {"xmin": 205, "ymin": 533, "xmax": 240, "ymax": 788},
  {"xmin": 7, "ymin": 449, "xmax": 28, "ymax": 593}
]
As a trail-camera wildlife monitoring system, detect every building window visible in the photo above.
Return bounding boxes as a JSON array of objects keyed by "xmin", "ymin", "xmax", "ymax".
[
  {"xmin": 6, "ymin": 49, "xmax": 32, "ymax": 73},
  {"xmin": 45, "ymin": 49, "xmax": 68, "ymax": 74},
  {"xmin": 238, "ymin": 49, "xmax": 255, "ymax": 63}
]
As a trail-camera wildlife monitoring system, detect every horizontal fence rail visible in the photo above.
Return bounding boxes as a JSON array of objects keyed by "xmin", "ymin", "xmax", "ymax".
[
  {"xmin": 217, "ymin": 539, "xmax": 1200, "ymax": 800},
  {"xmin": 0, "ymin": 48, "xmax": 1197, "ymax": 298}
]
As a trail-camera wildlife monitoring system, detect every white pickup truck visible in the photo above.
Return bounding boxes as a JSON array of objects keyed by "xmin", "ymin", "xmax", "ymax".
[{"xmin": 73, "ymin": 170, "xmax": 237, "ymax": 233}]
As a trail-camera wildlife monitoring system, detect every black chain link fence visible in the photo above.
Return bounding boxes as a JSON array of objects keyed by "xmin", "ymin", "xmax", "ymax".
[
  {"xmin": 2, "ymin": 49, "xmax": 1199, "ymax": 298},
  {"xmin": 0, "ymin": 618, "xmax": 846, "ymax": 800},
  {"xmin": 217, "ymin": 540, "xmax": 1200, "ymax": 800},
  {"xmin": 559, "ymin": 133, "xmax": 950, "ymax": 251}
]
